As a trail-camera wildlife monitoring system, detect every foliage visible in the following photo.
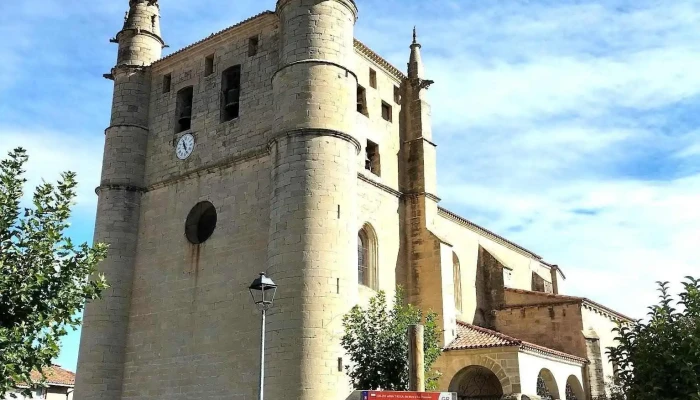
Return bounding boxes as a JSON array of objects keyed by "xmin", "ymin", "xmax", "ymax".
[
  {"xmin": 607, "ymin": 277, "xmax": 700, "ymax": 400},
  {"xmin": 341, "ymin": 288, "xmax": 442, "ymax": 391},
  {"xmin": 0, "ymin": 148, "xmax": 108, "ymax": 398}
]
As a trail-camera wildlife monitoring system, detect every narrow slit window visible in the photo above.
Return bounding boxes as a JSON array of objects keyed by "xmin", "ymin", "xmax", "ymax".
[
  {"xmin": 356, "ymin": 85, "xmax": 368, "ymax": 117},
  {"xmin": 204, "ymin": 54, "xmax": 215, "ymax": 77},
  {"xmin": 163, "ymin": 74, "xmax": 171, "ymax": 94},
  {"xmin": 221, "ymin": 65, "xmax": 241, "ymax": 122},
  {"xmin": 175, "ymin": 86, "xmax": 194, "ymax": 133},
  {"xmin": 394, "ymin": 85, "xmax": 400, "ymax": 103},
  {"xmin": 381, "ymin": 101, "xmax": 392, "ymax": 122},
  {"xmin": 365, "ymin": 140, "xmax": 381, "ymax": 177},
  {"xmin": 453, "ymin": 252, "xmax": 462, "ymax": 312},
  {"xmin": 369, "ymin": 68, "xmax": 377, "ymax": 89},
  {"xmin": 248, "ymin": 36, "xmax": 260, "ymax": 57}
]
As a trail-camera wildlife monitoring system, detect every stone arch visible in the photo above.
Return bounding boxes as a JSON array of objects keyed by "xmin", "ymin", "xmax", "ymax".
[
  {"xmin": 444, "ymin": 355, "xmax": 515, "ymax": 395},
  {"xmin": 449, "ymin": 365, "xmax": 503, "ymax": 399},
  {"xmin": 537, "ymin": 369, "xmax": 561, "ymax": 400},
  {"xmin": 565, "ymin": 375, "xmax": 585, "ymax": 400},
  {"xmin": 358, "ymin": 223, "xmax": 378, "ymax": 289}
]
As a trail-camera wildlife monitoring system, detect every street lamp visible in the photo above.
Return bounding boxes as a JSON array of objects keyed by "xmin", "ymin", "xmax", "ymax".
[{"xmin": 249, "ymin": 272, "xmax": 277, "ymax": 400}]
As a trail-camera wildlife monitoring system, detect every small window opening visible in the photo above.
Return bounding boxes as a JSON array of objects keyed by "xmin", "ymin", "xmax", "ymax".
[
  {"xmin": 221, "ymin": 65, "xmax": 241, "ymax": 122},
  {"xmin": 381, "ymin": 101, "xmax": 392, "ymax": 122},
  {"xmin": 248, "ymin": 36, "xmax": 260, "ymax": 57},
  {"xmin": 163, "ymin": 74, "xmax": 171, "ymax": 94},
  {"xmin": 175, "ymin": 86, "xmax": 194, "ymax": 133},
  {"xmin": 369, "ymin": 68, "xmax": 377, "ymax": 89},
  {"xmin": 503, "ymin": 268, "xmax": 513, "ymax": 288},
  {"xmin": 365, "ymin": 140, "xmax": 381, "ymax": 176},
  {"xmin": 394, "ymin": 85, "xmax": 401, "ymax": 103},
  {"xmin": 185, "ymin": 201, "xmax": 217, "ymax": 244},
  {"xmin": 356, "ymin": 85, "xmax": 368, "ymax": 116},
  {"xmin": 204, "ymin": 54, "xmax": 215, "ymax": 77}
]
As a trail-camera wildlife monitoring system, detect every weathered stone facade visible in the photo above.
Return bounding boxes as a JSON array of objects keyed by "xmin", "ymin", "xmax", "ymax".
[{"xmin": 75, "ymin": 2, "xmax": 631, "ymax": 400}]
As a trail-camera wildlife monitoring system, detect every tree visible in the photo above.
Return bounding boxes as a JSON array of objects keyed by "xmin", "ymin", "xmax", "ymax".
[
  {"xmin": 340, "ymin": 288, "xmax": 442, "ymax": 391},
  {"xmin": 0, "ymin": 148, "xmax": 108, "ymax": 398},
  {"xmin": 607, "ymin": 277, "xmax": 700, "ymax": 400}
]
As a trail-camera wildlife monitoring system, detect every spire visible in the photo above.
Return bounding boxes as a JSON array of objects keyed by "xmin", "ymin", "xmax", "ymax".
[
  {"xmin": 109, "ymin": 0, "xmax": 165, "ymax": 69},
  {"xmin": 408, "ymin": 27, "xmax": 424, "ymax": 79}
]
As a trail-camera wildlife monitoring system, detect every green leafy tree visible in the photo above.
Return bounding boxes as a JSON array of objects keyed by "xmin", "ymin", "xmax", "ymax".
[
  {"xmin": 341, "ymin": 288, "xmax": 442, "ymax": 391},
  {"xmin": 607, "ymin": 277, "xmax": 700, "ymax": 400},
  {"xmin": 0, "ymin": 148, "xmax": 108, "ymax": 397}
]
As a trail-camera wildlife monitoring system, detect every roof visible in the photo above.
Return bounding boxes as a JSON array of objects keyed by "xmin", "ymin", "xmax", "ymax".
[
  {"xmin": 150, "ymin": 11, "xmax": 408, "ymax": 83},
  {"xmin": 152, "ymin": 11, "xmax": 276, "ymax": 67},
  {"xmin": 354, "ymin": 39, "xmax": 407, "ymax": 81},
  {"xmin": 16, "ymin": 365, "xmax": 76, "ymax": 388},
  {"xmin": 445, "ymin": 322, "xmax": 521, "ymax": 350},
  {"xmin": 504, "ymin": 288, "xmax": 634, "ymax": 322},
  {"xmin": 437, "ymin": 207, "xmax": 542, "ymax": 259},
  {"xmin": 445, "ymin": 322, "xmax": 587, "ymax": 364}
]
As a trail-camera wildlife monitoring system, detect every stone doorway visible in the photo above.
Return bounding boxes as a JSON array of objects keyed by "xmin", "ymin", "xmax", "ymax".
[{"xmin": 449, "ymin": 365, "xmax": 504, "ymax": 400}]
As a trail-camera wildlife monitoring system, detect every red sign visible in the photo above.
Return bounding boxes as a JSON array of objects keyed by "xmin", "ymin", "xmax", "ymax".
[{"xmin": 361, "ymin": 392, "xmax": 454, "ymax": 400}]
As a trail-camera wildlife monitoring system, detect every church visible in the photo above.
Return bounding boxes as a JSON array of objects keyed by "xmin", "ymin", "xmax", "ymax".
[{"xmin": 75, "ymin": 1, "xmax": 631, "ymax": 400}]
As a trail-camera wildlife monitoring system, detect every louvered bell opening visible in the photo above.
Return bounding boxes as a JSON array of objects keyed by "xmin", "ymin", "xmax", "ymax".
[
  {"xmin": 178, "ymin": 105, "xmax": 192, "ymax": 132},
  {"xmin": 179, "ymin": 105, "xmax": 192, "ymax": 124}
]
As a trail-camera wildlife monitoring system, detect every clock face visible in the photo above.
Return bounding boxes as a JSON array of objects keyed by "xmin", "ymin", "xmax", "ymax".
[{"xmin": 176, "ymin": 133, "xmax": 195, "ymax": 160}]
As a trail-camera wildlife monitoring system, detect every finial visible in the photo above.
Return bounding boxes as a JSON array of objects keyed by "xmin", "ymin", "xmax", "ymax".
[{"xmin": 412, "ymin": 26, "xmax": 417, "ymax": 44}]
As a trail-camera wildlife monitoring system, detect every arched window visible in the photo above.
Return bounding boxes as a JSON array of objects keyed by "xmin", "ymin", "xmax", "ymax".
[
  {"xmin": 537, "ymin": 369, "xmax": 560, "ymax": 400},
  {"xmin": 357, "ymin": 225, "xmax": 377, "ymax": 289},
  {"xmin": 453, "ymin": 252, "xmax": 462, "ymax": 313}
]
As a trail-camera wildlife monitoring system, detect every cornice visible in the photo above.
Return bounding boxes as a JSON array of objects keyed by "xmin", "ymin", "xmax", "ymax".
[
  {"xmin": 353, "ymin": 39, "xmax": 407, "ymax": 82},
  {"xmin": 437, "ymin": 207, "xmax": 542, "ymax": 260},
  {"xmin": 357, "ymin": 173, "xmax": 401, "ymax": 198}
]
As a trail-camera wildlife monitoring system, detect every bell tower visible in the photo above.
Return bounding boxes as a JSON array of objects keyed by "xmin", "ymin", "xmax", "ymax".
[
  {"xmin": 266, "ymin": 1, "xmax": 360, "ymax": 400},
  {"xmin": 74, "ymin": 2, "xmax": 164, "ymax": 400}
]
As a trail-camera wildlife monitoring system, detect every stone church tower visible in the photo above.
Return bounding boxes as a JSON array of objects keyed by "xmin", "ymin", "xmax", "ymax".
[
  {"xmin": 76, "ymin": 1, "xmax": 632, "ymax": 400},
  {"xmin": 74, "ymin": 1, "xmax": 164, "ymax": 400},
  {"xmin": 76, "ymin": 1, "xmax": 363, "ymax": 400}
]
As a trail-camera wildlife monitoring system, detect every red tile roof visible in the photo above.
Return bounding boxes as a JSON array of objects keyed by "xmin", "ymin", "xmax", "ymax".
[
  {"xmin": 17, "ymin": 365, "xmax": 75, "ymax": 388},
  {"xmin": 445, "ymin": 322, "xmax": 587, "ymax": 364},
  {"xmin": 445, "ymin": 322, "xmax": 521, "ymax": 350}
]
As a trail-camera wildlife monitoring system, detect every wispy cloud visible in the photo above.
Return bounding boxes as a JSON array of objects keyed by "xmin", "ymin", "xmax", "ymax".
[{"xmin": 362, "ymin": 0, "xmax": 700, "ymax": 317}]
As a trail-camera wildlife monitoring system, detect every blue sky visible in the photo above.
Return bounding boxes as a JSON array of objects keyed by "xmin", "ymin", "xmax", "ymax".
[{"xmin": 2, "ymin": 0, "xmax": 699, "ymax": 372}]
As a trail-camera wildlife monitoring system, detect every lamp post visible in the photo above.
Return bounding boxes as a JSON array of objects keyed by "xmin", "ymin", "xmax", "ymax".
[{"xmin": 249, "ymin": 272, "xmax": 277, "ymax": 400}]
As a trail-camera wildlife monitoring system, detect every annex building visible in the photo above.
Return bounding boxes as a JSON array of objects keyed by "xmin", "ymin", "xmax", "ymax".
[{"xmin": 75, "ymin": 1, "xmax": 632, "ymax": 400}]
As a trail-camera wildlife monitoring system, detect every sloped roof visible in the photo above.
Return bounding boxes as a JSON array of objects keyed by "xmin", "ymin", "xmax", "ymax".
[
  {"xmin": 504, "ymin": 288, "xmax": 634, "ymax": 322},
  {"xmin": 150, "ymin": 11, "xmax": 408, "ymax": 83},
  {"xmin": 17, "ymin": 365, "xmax": 75, "ymax": 388},
  {"xmin": 445, "ymin": 322, "xmax": 587, "ymax": 364},
  {"xmin": 437, "ymin": 207, "xmax": 542, "ymax": 260},
  {"xmin": 152, "ymin": 11, "xmax": 276, "ymax": 66},
  {"xmin": 445, "ymin": 322, "xmax": 521, "ymax": 350}
]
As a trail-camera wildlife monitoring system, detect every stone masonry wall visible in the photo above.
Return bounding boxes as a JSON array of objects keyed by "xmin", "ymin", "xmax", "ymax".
[
  {"xmin": 121, "ymin": 156, "xmax": 270, "ymax": 400},
  {"xmin": 494, "ymin": 302, "xmax": 587, "ymax": 358},
  {"xmin": 146, "ymin": 15, "xmax": 277, "ymax": 186}
]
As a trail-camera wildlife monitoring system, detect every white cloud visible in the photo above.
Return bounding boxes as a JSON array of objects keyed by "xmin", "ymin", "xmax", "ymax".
[
  {"xmin": 2, "ymin": 0, "xmax": 699, "ymax": 324},
  {"xmin": 373, "ymin": 0, "xmax": 700, "ymax": 318},
  {"xmin": 0, "ymin": 129, "xmax": 103, "ymax": 212}
]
